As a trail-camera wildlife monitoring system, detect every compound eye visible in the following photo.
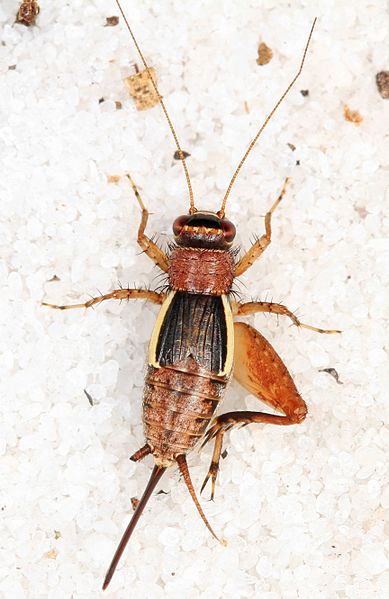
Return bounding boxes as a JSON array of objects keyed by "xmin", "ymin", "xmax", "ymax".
[
  {"xmin": 221, "ymin": 219, "xmax": 236, "ymax": 242},
  {"xmin": 173, "ymin": 215, "xmax": 190, "ymax": 236}
]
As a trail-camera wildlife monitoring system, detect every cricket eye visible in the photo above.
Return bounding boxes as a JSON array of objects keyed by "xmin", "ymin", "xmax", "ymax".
[
  {"xmin": 173, "ymin": 215, "xmax": 190, "ymax": 236},
  {"xmin": 221, "ymin": 219, "xmax": 236, "ymax": 242}
]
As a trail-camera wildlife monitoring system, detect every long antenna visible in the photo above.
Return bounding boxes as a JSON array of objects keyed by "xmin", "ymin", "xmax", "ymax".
[
  {"xmin": 115, "ymin": 1, "xmax": 196, "ymax": 213},
  {"xmin": 218, "ymin": 18, "xmax": 317, "ymax": 217}
]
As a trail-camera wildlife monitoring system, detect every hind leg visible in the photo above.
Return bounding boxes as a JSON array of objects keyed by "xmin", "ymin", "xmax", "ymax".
[{"xmin": 201, "ymin": 321, "xmax": 307, "ymax": 497}]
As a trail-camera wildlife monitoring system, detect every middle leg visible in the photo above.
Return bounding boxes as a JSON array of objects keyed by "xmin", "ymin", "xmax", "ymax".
[
  {"xmin": 233, "ymin": 300, "xmax": 341, "ymax": 334},
  {"xmin": 42, "ymin": 288, "xmax": 163, "ymax": 311}
]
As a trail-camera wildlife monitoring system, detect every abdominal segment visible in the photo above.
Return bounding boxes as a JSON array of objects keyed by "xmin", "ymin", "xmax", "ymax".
[{"xmin": 143, "ymin": 362, "xmax": 228, "ymax": 465}]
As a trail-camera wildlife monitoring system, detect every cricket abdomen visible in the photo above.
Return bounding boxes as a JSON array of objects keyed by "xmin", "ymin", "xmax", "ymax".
[
  {"xmin": 143, "ymin": 361, "xmax": 228, "ymax": 465},
  {"xmin": 145, "ymin": 290, "xmax": 234, "ymax": 465}
]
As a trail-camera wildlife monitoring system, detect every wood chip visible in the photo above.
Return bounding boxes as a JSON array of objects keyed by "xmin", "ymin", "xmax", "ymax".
[
  {"xmin": 173, "ymin": 150, "xmax": 190, "ymax": 160},
  {"xmin": 256, "ymin": 42, "xmax": 273, "ymax": 66},
  {"xmin": 105, "ymin": 16, "xmax": 119, "ymax": 27},
  {"xmin": 125, "ymin": 67, "xmax": 159, "ymax": 111},
  {"xmin": 376, "ymin": 71, "xmax": 389, "ymax": 99},
  {"xmin": 131, "ymin": 497, "xmax": 140, "ymax": 511},
  {"xmin": 107, "ymin": 175, "xmax": 121, "ymax": 183},
  {"xmin": 343, "ymin": 104, "xmax": 363, "ymax": 125},
  {"xmin": 16, "ymin": 1, "xmax": 39, "ymax": 26}
]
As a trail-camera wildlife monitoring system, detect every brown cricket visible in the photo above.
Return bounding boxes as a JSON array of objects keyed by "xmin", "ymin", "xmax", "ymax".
[{"xmin": 43, "ymin": 3, "xmax": 340, "ymax": 590}]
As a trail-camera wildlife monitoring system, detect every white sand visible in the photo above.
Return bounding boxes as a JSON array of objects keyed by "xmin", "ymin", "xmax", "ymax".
[{"xmin": 1, "ymin": 0, "xmax": 388, "ymax": 597}]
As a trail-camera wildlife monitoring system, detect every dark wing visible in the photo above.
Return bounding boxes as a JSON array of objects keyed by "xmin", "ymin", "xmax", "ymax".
[{"xmin": 156, "ymin": 292, "xmax": 227, "ymax": 374}]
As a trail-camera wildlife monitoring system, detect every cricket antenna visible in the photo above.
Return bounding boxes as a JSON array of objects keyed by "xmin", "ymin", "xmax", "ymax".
[
  {"xmin": 218, "ymin": 18, "xmax": 317, "ymax": 218},
  {"xmin": 176, "ymin": 455, "xmax": 224, "ymax": 544},
  {"xmin": 115, "ymin": 0, "xmax": 196, "ymax": 214}
]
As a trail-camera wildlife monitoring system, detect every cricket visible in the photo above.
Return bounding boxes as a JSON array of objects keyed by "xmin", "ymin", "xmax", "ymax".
[{"xmin": 43, "ymin": 1, "xmax": 340, "ymax": 590}]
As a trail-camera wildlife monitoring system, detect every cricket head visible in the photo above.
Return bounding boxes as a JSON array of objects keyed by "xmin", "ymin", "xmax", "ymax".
[{"xmin": 172, "ymin": 211, "xmax": 236, "ymax": 249}]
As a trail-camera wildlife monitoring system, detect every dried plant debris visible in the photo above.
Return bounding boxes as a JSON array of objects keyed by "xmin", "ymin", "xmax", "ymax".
[
  {"xmin": 355, "ymin": 205, "xmax": 368, "ymax": 219},
  {"xmin": 256, "ymin": 42, "xmax": 273, "ymax": 66},
  {"xmin": 343, "ymin": 104, "xmax": 363, "ymax": 125},
  {"xmin": 107, "ymin": 174, "xmax": 121, "ymax": 183},
  {"xmin": 16, "ymin": 1, "xmax": 39, "ymax": 26},
  {"xmin": 115, "ymin": 100, "xmax": 123, "ymax": 110},
  {"xmin": 84, "ymin": 389, "xmax": 94, "ymax": 406},
  {"xmin": 47, "ymin": 274, "xmax": 60, "ymax": 282},
  {"xmin": 376, "ymin": 71, "xmax": 389, "ymax": 99},
  {"xmin": 45, "ymin": 549, "xmax": 58, "ymax": 560},
  {"xmin": 319, "ymin": 368, "xmax": 343, "ymax": 385},
  {"xmin": 125, "ymin": 66, "xmax": 159, "ymax": 111},
  {"xmin": 173, "ymin": 150, "xmax": 191, "ymax": 160},
  {"xmin": 287, "ymin": 142, "xmax": 296, "ymax": 152},
  {"xmin": 300, "ymin": 89, "xmax": 309, "ymax": 97},
  {"xmin": 105, "ymin": 16, "xmax": 119, "ymax": 27},
  {"xmin": 131, "ymin": 497, "xmax": 140, "ymax": 511}
]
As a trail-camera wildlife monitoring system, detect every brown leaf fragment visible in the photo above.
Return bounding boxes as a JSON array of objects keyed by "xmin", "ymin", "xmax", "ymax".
[
  {"xmin": 300, "ymin": 89, "xmax": 309, "ymax": 97},
  {"xmin": 125, "ymin": 67, "xmax": 159, "ymax": 111},
  {"xmin": 376, "ymin": 71, "xmax": 389, "ymax": 99},
  {"xmin": 343, "ymin": 104, "xmax": 363, "ymax": 125},
  {"xmin": 287, "ymin": 143, "xmax": 296, "ymax": 152},
  {"xmin": 319, "ymin": 368, "xmax": 343, "ymax": 385},
  {"xmin": 131, "ymin": 497, "xmax": 140, "ymax": 511},
  {"xmin": 105, "ymin": 16, "xmax": 119, "ymax": 27},
  {"xmin": 115, "ymin": 100, "xmax": 122, "ymax": 110},
  {"xmin": 54, "ymin": 530, "xmax": 61, "ymax": 539},
  {"xmin": 107, "ymin": 175, "xmax": 121, "ymax": 184},
  {"xmin": 173, "ymin": 150, "xmax": 191, "ymax": 160},
  {"xmin": 16, "ymin": 1, "xmax": 39, "ymax": 26},
  {"xmin": 257, "ymin": 42, "xmax": 273, "ymax": 66},
  {"xmin": 45, "ymin": 549, "xmax": 58, "ymax": 560}
]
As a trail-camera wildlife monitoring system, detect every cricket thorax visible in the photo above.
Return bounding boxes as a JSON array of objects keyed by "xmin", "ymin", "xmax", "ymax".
[{"xmin": 169, "ymin": 247, "xmax": 234, "ymax": 294}]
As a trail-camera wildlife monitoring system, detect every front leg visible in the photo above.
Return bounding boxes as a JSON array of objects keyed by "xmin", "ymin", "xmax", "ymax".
[
  {"xmin": 234, "ymin": 300, "xmax": 341, "ymax": 334},
  {"xmin": 42, "ymin": 288, "xmax": 163, "ymax": 310},
  {"xmin": 126, "ymin": 174, "xmax": 169, "ymax": 273},
  {"xmin": 201, "ymin": 321, "xmax": 307, "ymax": 497},
  {"xmin": 234, "ymin": 178, "xmax": 288, "ymax": 277}
]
